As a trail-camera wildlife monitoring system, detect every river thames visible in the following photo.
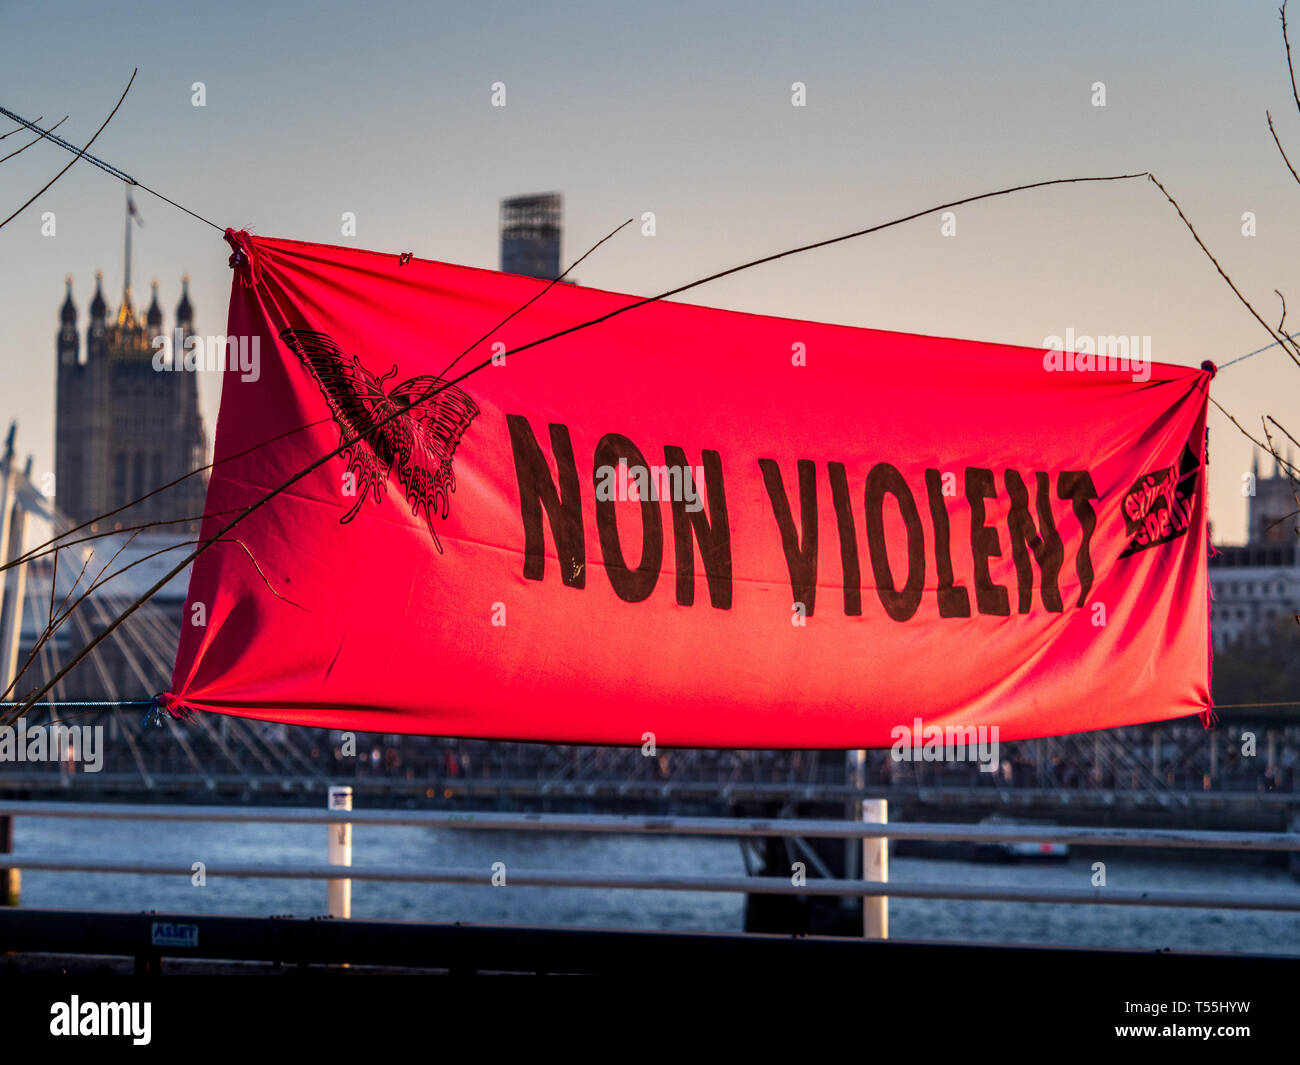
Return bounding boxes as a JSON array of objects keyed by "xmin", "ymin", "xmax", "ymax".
[{"xmin": 13, "ymin": 817, "xmax": 1300, "ymax": 954}]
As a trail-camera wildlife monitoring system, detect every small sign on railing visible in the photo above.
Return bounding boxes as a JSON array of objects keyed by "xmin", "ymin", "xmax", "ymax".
[{"xmin": 150, "ymin": 921, "xmax": 198, "ymax": 949}]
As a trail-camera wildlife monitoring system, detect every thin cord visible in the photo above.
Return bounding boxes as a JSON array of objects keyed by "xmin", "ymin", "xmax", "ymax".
[
  {"xmin": 0, "ymin": 700, "xmax": 152, "ymax": 708},
  {"xmin": 0, "ymin": 72, "xmax": 138, "ymax": 231},
  {"xmin": 1218, "ymin": 331, "xmax": 1300, "ymax": 370},
  {"xmin": 0, "ymin": 107, "xmax": 131, "ymax": 181},
  {"xmin": 0, "ymin": 92, "xmax": 224, "ymax": 233},
  {"xmin": 0, "ymin": 114, "xmax": 43, "ymax": 142},
  {"xmin": 432, "ymin": 216, "xmax": 633, "ymax": 383},
  {"xmin": 0, "ymin": 116, "xmax": 67, "ymax": 166}
]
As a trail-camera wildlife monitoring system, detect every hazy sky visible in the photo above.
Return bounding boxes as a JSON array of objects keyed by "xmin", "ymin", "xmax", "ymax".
[{"xmin": 2, "ymin": 0, "xmax": 1297, "ymax": 541}]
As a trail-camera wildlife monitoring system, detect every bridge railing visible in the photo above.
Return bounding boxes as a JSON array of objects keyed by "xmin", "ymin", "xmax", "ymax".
[{"xmin": 1, "ymin": 792, "xmax": 1298, "ymax": 941}]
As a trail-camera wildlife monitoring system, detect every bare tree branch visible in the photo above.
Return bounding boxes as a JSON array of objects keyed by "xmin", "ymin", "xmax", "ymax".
[
  {"xmin": 0, "ymin": 115, "xmax": 67, "ymax": 166},
  {"xmin": 0, "ymin": 70, "xmax": 135, "ymax": 231}
]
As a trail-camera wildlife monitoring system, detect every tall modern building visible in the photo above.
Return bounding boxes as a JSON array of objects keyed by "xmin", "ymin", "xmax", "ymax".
[
  {"xmin": 500, "ymin": 192, "xmax": 562, "ymax": 280},
  {"xmin": 55, "ymin": 273, "xmax": 208, "ymax": 532}
]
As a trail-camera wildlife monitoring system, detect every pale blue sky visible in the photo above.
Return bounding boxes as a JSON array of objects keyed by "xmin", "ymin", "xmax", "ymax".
[{"xmin": 2, "ymin": 0, "xmax": 1297, "ymax": 540}]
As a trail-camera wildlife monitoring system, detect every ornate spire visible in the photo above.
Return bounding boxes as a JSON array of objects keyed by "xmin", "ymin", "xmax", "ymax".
[
  {"xmin": 176, "ymin": 273, "xmax": 193, "ymax": 327},
  {"xmin": 60, "ymin": 275, "xmax": 76, "ymax": 324},
  {"xmin": 147, "ymin": 279, "xmax": 163, "ymax": 330},
  {"xmin": 90, "ymin": 270, "xmax": 106, "ymax": 321}
]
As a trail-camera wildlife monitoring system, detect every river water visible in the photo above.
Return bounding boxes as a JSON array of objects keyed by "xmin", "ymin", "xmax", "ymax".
[{"xmin": 12, "ymin": 818, "xmax": 1300, "ymax": 955}]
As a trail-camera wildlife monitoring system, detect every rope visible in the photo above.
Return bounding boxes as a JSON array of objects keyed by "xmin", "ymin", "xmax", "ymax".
[
  {"xmin": 0, "ymin": 73, "xmax": 138, "ymax": 232},
  {"xmin": 0, "ymin": 700, "xmax": 152, "ymax": 708},
  {"xmin": 1218, "ymin": 331, "xmax": 1300, "ymax": 370},
  {"xmin": 0, "ymin": 95, "xmax": 224, "ymax": 232}
]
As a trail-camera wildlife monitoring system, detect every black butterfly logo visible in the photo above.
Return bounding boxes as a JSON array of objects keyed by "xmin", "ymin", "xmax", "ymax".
[{"xmin": 279, "ymin": 328, "xmax": 479, "ymax": 553}]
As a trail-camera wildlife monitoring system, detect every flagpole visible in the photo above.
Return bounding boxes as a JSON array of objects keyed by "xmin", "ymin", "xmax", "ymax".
[{"xmin": 123, "ymin": 190, "xmax": 131, "ymax": 301}]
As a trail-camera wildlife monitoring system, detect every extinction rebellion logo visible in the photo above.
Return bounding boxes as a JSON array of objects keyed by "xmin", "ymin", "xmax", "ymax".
[
  {"xmin": 1118, "ymin": 441, "xmax": 1201, "ymax": 559},
  {"xmin": 279, "ymin": 328, "xmax": 479, "ymax": 553}
]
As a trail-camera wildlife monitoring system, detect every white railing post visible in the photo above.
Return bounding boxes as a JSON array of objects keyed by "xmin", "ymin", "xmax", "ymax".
[
  {"xmin": 0, "ymin": 433, "xmax": 17, "ymax": 698},
  {"xmin": 862, "ymin": 798, "xmax": 887, "ymax": 939},
  {"xmin": 327, "ymin": 785, "xmax": 352, "ymax": 918},
  {"xmin": 0, "ymin": 487, "xmax": 29, "ymax": 694}
]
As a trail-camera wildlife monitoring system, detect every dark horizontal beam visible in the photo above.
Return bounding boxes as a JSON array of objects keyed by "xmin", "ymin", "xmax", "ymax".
[{"xmin": 0, "ymin": 908, "xmax": 1293, "ymax": 975}]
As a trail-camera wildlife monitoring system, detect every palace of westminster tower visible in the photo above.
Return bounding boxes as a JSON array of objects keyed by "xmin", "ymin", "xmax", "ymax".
[{"xmin": 55, "ymin": 272, "xmax": 208, "ymax": 532}]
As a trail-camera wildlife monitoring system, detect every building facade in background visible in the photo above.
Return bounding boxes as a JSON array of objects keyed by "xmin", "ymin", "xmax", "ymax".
[
  {"xmin": 500, "ymin": 192, "xmax": 562, "ymax": 280},
  {"xmin": 55, "ymin": 274, "xmax": 208, "ymax": 532},
  {"xmin": 1209, "ymin": 451, "xmax": 1300, "ymax": 649}
]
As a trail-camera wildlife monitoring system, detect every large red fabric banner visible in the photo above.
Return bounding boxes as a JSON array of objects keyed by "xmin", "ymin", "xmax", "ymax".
[{"xmin": 163, "ymin": 232, "xmax": 1212, "ymax": 747}]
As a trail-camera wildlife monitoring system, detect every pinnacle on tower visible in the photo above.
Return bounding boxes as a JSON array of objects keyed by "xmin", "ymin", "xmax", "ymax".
[
  {"xmin": 176, "ymin": 273, "xmax": 193, "ymax": 327},
  {"xmin": 60, "ymin": 276, "xmax": 76, "ymax": 324},
  {"xmin": 147, "ymin": 279, "xmax": 163, "ymax": 330},
  {"xmin": 90, "ymin": 271, "xmax": 106, "ymax": 322},
  {"xmin": 57, "ymin": 276, "xmax": 80, "ymax": 365}
]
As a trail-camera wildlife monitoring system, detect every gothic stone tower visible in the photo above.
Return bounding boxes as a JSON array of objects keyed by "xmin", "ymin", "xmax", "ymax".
[
  {"xmin": 1249, "ymin": 448, "xmax": 1300, "ymax": 545},
  {"xmin": 55, "ymin": 274, "xmax": 208, "ymax": 532}
]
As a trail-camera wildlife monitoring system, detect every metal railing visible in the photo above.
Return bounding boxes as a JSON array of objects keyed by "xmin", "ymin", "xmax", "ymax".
[{"xmin": 1, "ymin": 793, "xmax": 1299, "ymax": 937}]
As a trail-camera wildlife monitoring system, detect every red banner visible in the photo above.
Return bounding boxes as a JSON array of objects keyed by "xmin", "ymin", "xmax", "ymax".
[{"xmin": 164, "ymin": 232, "xmax": 1213, "ymax": 747}]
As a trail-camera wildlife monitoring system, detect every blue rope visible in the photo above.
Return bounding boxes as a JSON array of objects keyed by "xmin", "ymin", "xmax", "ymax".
[
  {"xmin": 0, "ymin": 700, "xmax": 153, "ymax": 707},
  {"xmin": 0, "ymin": 699, "xmax": 166, "ymax": 729},
  {"xmin": 1218, "ymin": 331, "xmax": 1300, "ymax": 370}
]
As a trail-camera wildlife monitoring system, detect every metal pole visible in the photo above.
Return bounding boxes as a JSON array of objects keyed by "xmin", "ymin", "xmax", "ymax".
[
  {"xmin": 0, "ymin": 427, "xmax": 15, "ymax": 696},
  {"xmin": 0, "ymin": 816, "xmax": 17, "ymax": 906},
  {"xmin": 124, "ymin": 192, "xmax": 132, "ymax": 298},
  {"xmin": 0, "ymin": 486, "xmax": 29, "ymax": 692},
  {"xmin": 845, "ymin": 749, "xmax": 865, "ymax": 880},
  {"xmin": 326, "ymin": 785, "xmax": 352, "ymax": 918},
  {"xmin": 862, "ymin": 798, "xmax": 887, "ymax": 938}
]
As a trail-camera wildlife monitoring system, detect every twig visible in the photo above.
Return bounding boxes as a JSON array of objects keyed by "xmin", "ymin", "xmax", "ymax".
[
  {"xmin": 1209, "ymin": 396, "xmax": 1300, "ymax": 478},
  {"xmin": 1283, "ymin": 2, "xmax": 1300, "ymax": 119},
  {"xmin": 4, "ymin": 506, "xmax": 246, "ymax": 572},
  {"xmin": 0, "ymin": 114, "xmax": 41, "ymax": 142},
  {"xmin": 1261, "ymin": 418, "xmax": 1300, "ymax": 514},
  {"xmin": 0, "ymin": 70, "xmax": 136, "ymax": 231},
  {"xmin": 0, "ymin": 116, "xmax": 67, "ymax": 166},
  {"xmin": 0, "ymin": 99, "xmax": 221, "ymax": 232},
  {"xmin": 1267, "ymin": 110, "xmax": 1300, "ymax": 186},
  {"xmin": 432, "ymin": 217, "xmax": 634, "ymax": 383},
  {"xmin": 1147, "ymin": 174, "xmax": 1300, "ymax": 369},
  {"xmin": 1267, "ymin": 414, "xmax": 1300, "ymax": 452},
  {"xmin": 0, "ymin": 418, "xmax": 332, "ymax": 575}
]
